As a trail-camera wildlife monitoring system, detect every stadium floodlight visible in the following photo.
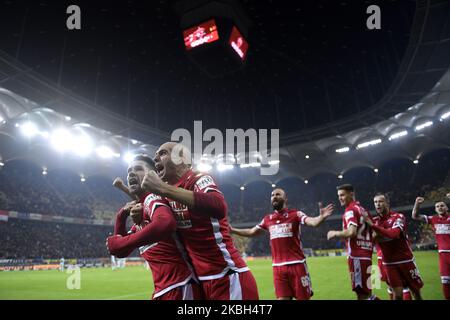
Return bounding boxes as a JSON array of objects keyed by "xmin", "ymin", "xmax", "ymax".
[
  {"xmin": 440, "ymin": 111, "xmax": 450, "ymax": 121},
  {"xmin": 0, "ymin": 115, "xmax": 4, "ymax": 123},
  {"xmin": 42, "ymin": 167, "xmax": 48, "ymax": 176},
  {"xmin": 415, "ymin": 121, "xmax": 433, "ymax": 131},
  {"xmin": 73, "ymin": 135, "xmax": 94, "ymax": 157},
  {"xmin": 19, "ymin": 121, "xmax": 39, "ymax": 138},
  {"xmin": 197, "ymin": 163, "xmax": 212, "ymax": 172},
  {"xmin": 131, "ymin": 139, "xmax": 139, "ymax": 145},
  {"xmin": 50, "ymin": 129, "xmax": 73, "ymax": 152},
  {"xmin": 388, "ymin": 130, "xmax": 408, "ymax": 141},
  {"xmin": 338, "ymin": 174, "xmax": 343, "ymax": 179},
  {"xmin": 268, "ymin": 160, "xmax": 280, "ymax": 165},
  {"xmin": 240, "ymin": 186, "xmax": 245, "ymax": 191},
  {"xmin": 216, "ymin": 163, "xmax": 233, "ymax": 172},
  {"xmin": 123, "ymin": 152, "xmax": 136, "ymax": 163},
  {"xmin": 80, "ymin": 175, "xmax": 86, "ymax": 182},
  {"xmin": 65, "ymin": 116, "xmax": 71, "ymax": 121},
  {"xmin": 374, "ymin": 168, "xmax": 378, "ymax": 173},
  {"xmin": 413, "ymin": 159, "xmax": 419, "ymax": 164},
  {"xmin": 335, "ymin": 147, "xmax": 350, "ymax": 153},
  {"xmin": 356, "ymin": 139, "xmax": 382, "ymax": 149},
  {"xmin": 305, "ymin": 155, "xmax": 310, "ymax": 159},
  {"xmin": 304, "ymin": 180, "xmax": 308, "ymax": 184},
  {"xmin": 271, "ymin": 183, "xmax": 276, "ymax": 188},
  {"xmin": 96, "ymin": 145, "xmax": 119, "ymax": 159},
  {"xmin": 0, "ymin": 161, "xmax": 4, "ymax": 167}
]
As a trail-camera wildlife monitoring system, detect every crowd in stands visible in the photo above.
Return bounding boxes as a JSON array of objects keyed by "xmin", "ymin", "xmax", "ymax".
[{"xmin": 0, "ymin": 149, "xmax": 448, "ymax": 259}]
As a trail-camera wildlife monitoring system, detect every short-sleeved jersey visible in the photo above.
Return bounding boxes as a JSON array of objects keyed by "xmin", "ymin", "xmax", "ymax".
[
  {"xmin": 342, "ymin": 201, "xmax": 373, "ymax": 259},
  {"xmin": 373, "ymin": 211, "xmax": 414, "ymax": 265},
  {"xmin": 167, "ymin": 170, "xmax": 248, "ymax": 281},
  {"xmin": 425, "ymin": 213, "xmax": 450, "ymax": 253},
  {"xmin": 256, "ymin": 208, "xmax": 309, "ymax": 266},
  {"xmin": 131, "ymin": 192, "xmax": 195, "ymax": 298}
]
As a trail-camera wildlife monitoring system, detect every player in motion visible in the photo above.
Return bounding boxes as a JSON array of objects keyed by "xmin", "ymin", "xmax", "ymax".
[
  {"xmin": 106, "ymin": 155, "xmax": 201, "ymax": 300},
  {"xmin": 327, "ymin": 184, "xmax": 378, "ymax": 300},
  {"xmin": 230, "ymin": 188, "xmax": 334, "ymax": 300},
  {"xmin": 362, "ymin": 193, "xmax": 423, "ymax": 300},
  {"xmin": 412, "ymin": 196, "xmax": 449, "ymax": 299},
  {"xmin": 140, "ymin": 142, "xmax": 259, "ymax": 300}
]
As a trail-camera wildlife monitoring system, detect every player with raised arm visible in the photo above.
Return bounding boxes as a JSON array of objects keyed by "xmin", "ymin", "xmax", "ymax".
[
  {"xmin": 412, "ymin": 196, "xmax": 450, "ymax": 299},
  {"xmin": 327, "ymin": 184, "xmax": 377, "ymax": 300},
  {"xmin": 140, "ymin": 142, "xmax": 259, "ymax": 300},
  {"xmin": 106, "ymin": 155, "xmax": 201, "ymax": 300},
  {"xmin": 230, "ymin": 188, "xmax": 334, "ymax": 300},
  {"xmin": 363, "ymin": 193, "xmax": 423, "ymax": 300}
]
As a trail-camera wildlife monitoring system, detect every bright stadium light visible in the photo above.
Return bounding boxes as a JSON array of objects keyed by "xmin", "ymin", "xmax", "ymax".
[
  {"xmin": 123, "ymin": 152, "xmax": 136, "ymax": 163},
  {"xmin": 305, "ymin": 155, "xmax": 310, "ymax": 159},
  {"xmin": 271, "ymin": 183, "xmax": 276, "ymax": 188},
  {"xmin": 0, "ymin": 161, "xmax": 5, "ymax": 167},
  {"xmin": 20, "ymin": 121, "xmax": 39, "ymax": 138},
  {"xmin": 80, "ymin": 174, "xmax": 86, "ymax": 182},
  {"xmin": 65, "ymin": 116, "xmax": 71, "ymax": 121},
  {"xmin": 51, "ymin": 129, "xmax": 72, "ymax": 152},
  {"xmin": 0, "ymin": 115, "xmax": 4, "ymax": 123},
  {"xmin": 338, "ymin": 174, "xmax": 343, "ymax": 179},
  {"xmin": 216, "ymin": 163, "xmax": 233, "ymax": 172},
  {"xmin": 131, "ymin": 139, "xmax": 139, "ymax": 145},
  {"xmin": 42, "ymin": 167, "xmax": 48, "ymax": 176},
  {"xmin": 240, "ymin": 186, "xmax": 245, "ymax": 191},
  {"xmin": 415, "ymin": 121, "xmax": 433, "ymax": 131},
  {"xmin": 356, "ymin": 139, "xmax": 382, "ymax": 149},
  {"xmin": 72, "ymin": 134, "xmax": 94, "ymax": 157},
  {"xmin": 413, "ymin": 159, "xmax": 419, "ymax": 164},
  {"xmin": 388, "ymin": 130, "xmax": 408, "ymax": 141},
  {"xmin": 268, "ymin": 160, "xmax": 280, "ymax": 165},
  {"xmin": 440, "ymin": 111, "xmax": 450, "ymax": 121},
  {"xmin": 304, "ymin": 180, "xmax": 308, "ymax": 184},
  {"xmin": 96, "ymin": 145, "xmax": 119, "ymax": 159},
  {"xmin": 374, "ymin": 168, "xmax": 379, "ymax": 173},
  {"xmin": 335, "ymin": 147, "xmax": 350, "ymax": 153},
  {"xmin": 197, "ymin": 163, "xmax": 212, "ymax": 172}
]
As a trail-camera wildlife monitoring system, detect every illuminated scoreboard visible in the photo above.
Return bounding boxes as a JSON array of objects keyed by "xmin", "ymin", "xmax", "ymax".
[
  {"xmin": 228, "ymin": 26, "xmax": 248, "ymax": 60},
  {"xmin": 183, "ymin": 19, "xmax": 220, "ymax": 50}
]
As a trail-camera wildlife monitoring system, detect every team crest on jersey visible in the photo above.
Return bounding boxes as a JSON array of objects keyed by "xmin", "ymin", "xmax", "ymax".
[
  {"xmin": 195, "ymin": 175, "xmax": 215, "ymax": 190},
  {"xmin": 344, "ymin": 210, "xmax": 354, "ymax": 221}
]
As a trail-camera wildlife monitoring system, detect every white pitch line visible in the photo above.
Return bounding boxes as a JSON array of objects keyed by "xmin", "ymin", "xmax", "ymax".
[{"xmin": 103, "ymin": 291, "xmax": 150, "ymax": 300}]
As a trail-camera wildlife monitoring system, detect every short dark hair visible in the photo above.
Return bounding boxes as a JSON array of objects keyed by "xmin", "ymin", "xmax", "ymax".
[
  {"xmin": 374, "ymin": 193, "xmax": 390, "ymax": 204},
  {"xmin": 133, "ymin": 154, "xmax": 155, "ymax": 170},
  {"xmin": 337, "ymin": 184, "xmax": 354, "ymax": 192}
]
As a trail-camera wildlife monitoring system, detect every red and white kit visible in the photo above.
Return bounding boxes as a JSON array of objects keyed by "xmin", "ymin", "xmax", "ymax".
[
  {"xmin": 373, "ymin": 211, "xmax": 423, "ymax": 292},
  {"xmin": 167, "ymin": 170, "xmax": 258, "ymax": 300},
  {"xmin": 256, "ymin": 208, "xmax": 313, "ymax": 300},
  {"xmin": 342, "ymin": 201, "xmax": 374, "ymax": 294}
]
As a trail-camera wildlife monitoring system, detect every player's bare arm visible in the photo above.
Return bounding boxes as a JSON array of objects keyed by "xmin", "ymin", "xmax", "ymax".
[
  {"xmin": 230, "ymin": 225, "xmax": 265, "ymax": 237},
  {"xmin": 304, "ymin": 203, "xmax": 334, "ymax": 227},
  {"xmin": 412, "ymin": 197, "xmax": 427, "ymax": 222},
  {"xmin": 327, "ymin": 224, "xmax": 357, "ymax": 240}
]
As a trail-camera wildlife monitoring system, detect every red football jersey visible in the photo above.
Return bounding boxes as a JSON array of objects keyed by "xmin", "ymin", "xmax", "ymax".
[
  {"xmin": 342, "ymin": 201, "xmax": 373, "ymax": 259},
  {"xmin": 425, "ymin": 213, "xmax": 450, "ymax": 252},
  {"xmin": 167, "ymin": 170, "xmax": 248, "ymax": 281},
  {"xmin": 256, "ymin": 208, "xmax": 309, "ymax": 266},
  {"xmin": 131, "ymin": 192, "xmax": 195, "ymax": 298},
  {"xmin": 373, "ymin": 211, "xmax": 414, "ymax": 265}
]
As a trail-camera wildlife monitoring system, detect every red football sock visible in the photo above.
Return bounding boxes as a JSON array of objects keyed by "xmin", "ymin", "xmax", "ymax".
[
  {"xmin": 443, "ymin": 284, "xmax": 450, "ymax": 300},
  {"xmin": 402, "ymin": 289, "xmax": 412, "ymax": 300}
]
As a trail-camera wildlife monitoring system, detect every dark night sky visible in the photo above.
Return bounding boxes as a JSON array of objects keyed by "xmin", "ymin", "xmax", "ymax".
[{"xmin": 0, "ymin": 0, "xmax": 416, "ymax": 135}]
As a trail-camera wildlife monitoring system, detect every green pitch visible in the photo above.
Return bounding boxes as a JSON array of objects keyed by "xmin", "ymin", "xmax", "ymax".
[{"xmin": 0, "ymin": 251, "xmax": 444, "ymax": 300}]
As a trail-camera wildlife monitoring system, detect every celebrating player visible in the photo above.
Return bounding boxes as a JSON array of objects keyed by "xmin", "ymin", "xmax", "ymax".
[
  {"xmin": 412, "ymin": 197, "xmax": 450, "ymax": 299},
  {"xmin": 140, "ymin": 142, "xmax": 259, "ymax": 300},
  {"xmin": 327, "ymin": 184, "xmax": 377, "ymax": 300},
  {"xmin": 106, "ymin": 155, "xmax": 201, "ymax": 300},
  {"xmin": 230, "ymin": 188, "xmax": 334, "ymax": 300},
  {"xmin": 365, "ymin": 193, "xmax": 422, "ymax": 300}
]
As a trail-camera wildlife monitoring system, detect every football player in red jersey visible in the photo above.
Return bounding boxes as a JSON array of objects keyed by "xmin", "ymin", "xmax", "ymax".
[
  {"xmin": 140, "ymin": 142, "xmax": 258, "ymax": 300},
  {"xmin": 106, "ymin": 155, "xmax": 201, "ymax": 300},
  {"xmin": 412, "ymin": 196, "xmax": 450, "ymax": 299},
  {"xmin": 230, "ymin": 188, "xmax": 334, "ymax": 300},
  {"xmin": 362, "ymin": 193, "xmax": 423, "ymax": 300},
  {"xmin": 327, "ymin": 184, "xmax": 378, "ymax": 300}
]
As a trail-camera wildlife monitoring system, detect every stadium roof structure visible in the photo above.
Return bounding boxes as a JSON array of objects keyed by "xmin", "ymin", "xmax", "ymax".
[{"xmin": 0, "ymin": 0, "xmax": 450, "ymax": 184}]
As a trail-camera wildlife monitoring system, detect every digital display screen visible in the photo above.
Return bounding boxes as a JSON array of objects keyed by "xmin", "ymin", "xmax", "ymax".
[
  {"xmin": 228, "ymin": 26, "xmax": 248, "ymax": 60},
  {"xmin": 183, "ymin": 19, "xmax": 220, "ymax": 50}
]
